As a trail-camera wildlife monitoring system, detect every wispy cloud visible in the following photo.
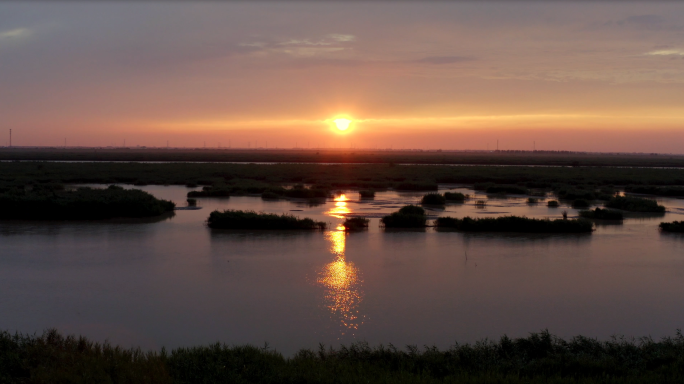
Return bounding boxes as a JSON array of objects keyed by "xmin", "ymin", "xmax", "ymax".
[
  {"xmin": 645, "ymin": 49, "xmax": 684, "ymax": 56},
  {"xmin": 0, "ymin": 28, "xmax": 31, "ymax": 39},
  {"xmin": 239, "ymin": 34, "xmax": 355, "ymax": 57},
  {"xmin": 415, "ymin": 56, "xmax": 473, "ymax": 65}
]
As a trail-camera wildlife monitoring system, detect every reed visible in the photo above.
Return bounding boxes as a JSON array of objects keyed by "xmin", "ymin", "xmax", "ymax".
[
  {"xmin": 659, "ymin": 221, "xmax": 684, "ymax": 232},
  {"xmin": 547, "ymin": 200, "xmax": 560, "ymax": 207},
  {"xmin": 579, "ymin": 208, "xmax": 623, "ymax": 220},
  {"xmin": 475, "ymin": 200, "xmax": 487, "ymax": 207},
  {"xmin": 605, "ymin": 196, "xmax": 665, "ymax": 212},
  {"xmin": 6, "ymin": 329, "xmax": 684, "ymax": 383},
  {"xmin": 207, "ymin": 210, "xmax": 326, "ymax": 230},
  {"xmin": 435, "ymin": 215, "xmax": 593, "ymax": 233},
  {"xmin": 421, "ymin": 193, "xmax": 446, "ymax": 205},
  {"xmin": 186, "ymin": 198, "xmax": 197, "ymax": 206},
  {"xmin": 0, "ymin": 185, "xmax": 175, "ymax": 220},
  {"xmin": 527, "ymin": 197, "xmax": 539, "ymax": 204},
  {"xmin": 343, "ymin": 217, "xmax": 370, "ymax": 230},
  {"xmin": 381, "ymin": 205, "xmax": 427, "ymax": 228},
  {"xmin": 443, "ymin": 192, "xmax": 466, "ymax": 201}
]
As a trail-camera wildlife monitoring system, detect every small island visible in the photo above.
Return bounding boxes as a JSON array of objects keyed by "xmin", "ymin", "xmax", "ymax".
[
  {"xmin": 207, "ymin": 209, "xmax": 326, "ymax": 230},
  {"xmin": 435, "ymin": 215, "xmax": 594, "ymax": 233},
  {"xmin": 605, "ymin": 196, "xmax": 665, "ymax": 212},
  {"xmin": 579, "ymin": 207, "xmax": 624, "ymax": 220},
  {"xmin": 0, "ymin": 185, "xmax": 175, "ymax": 220},
  {"xmin": 381, "ymin": 205, "xmax": 427, "ymax": 228},
  {"xmin": 659, "ymin": 221, "xmax": 684, "ymax": 233}
]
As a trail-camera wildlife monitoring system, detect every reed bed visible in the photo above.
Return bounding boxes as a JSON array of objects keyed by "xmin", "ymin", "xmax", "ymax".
[
  {"xmin": 343, "ymin": 217, "xmax": 370, "ymax": 230},
  {"xmin": 659, "ymin": 221, "xmax": 684, "ymax": 232},
  {"xmin": 435, "ymin": 216, "xmax": 593, "ymax": 233},
  {"xmin": 4, "ymin": 329, "xmax": 684, "ymax": 383},
  {"xmin": 207, "ymin": 210, "xmax": 326, "ymax": 230},
  {"xmin": 579, "ymin": 208, "xmax": 624, "ymax": 220},
  {"xmin": 0, "ymin": 185, "xmax": 175, "ymax": 220},
  {"xmin": 444, "ymin": 192, "xmax": 466, "ymax": 201},
  {"xmin": 421, "ymin": 193, "xmax": 446, "ymax": 205},
  {"xmin": 547, "ymin": 200, "xmax": 560, "ymax": 207},
  {"xmin": 381, "ymin": 205, "xmax": 427, "ymax": 228},
  {"xmin": 605, "ymin": 196, "xmax": 666, "ymax": 212}
]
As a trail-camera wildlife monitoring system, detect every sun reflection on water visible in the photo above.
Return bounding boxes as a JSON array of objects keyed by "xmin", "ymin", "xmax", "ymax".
[
  {"xmin": 326, "ymin": 194, "xmax": 350, "ymax": 219},
  {"xmin": 318, "ymin": 225, "xmax": 364, "ymax": 334}
]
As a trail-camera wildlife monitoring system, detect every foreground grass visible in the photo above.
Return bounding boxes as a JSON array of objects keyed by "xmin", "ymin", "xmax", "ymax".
[
  {"xmin": 0, "ymin": 185, "xmax": 175, "ymax": 220},
  {"xmin": 207, "ymin": 210, "xmax": 326, "ymax": 230},
  {"xmin": 3, "ymin": 329, "xmax": 684, "ymax": 383},
  {"xmin": 435, "ymin": 216, "xmax": 594, "ymax": 233}
]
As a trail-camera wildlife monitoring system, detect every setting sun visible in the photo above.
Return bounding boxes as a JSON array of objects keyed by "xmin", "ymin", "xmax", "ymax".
[{"xmin": 334, "ymin": 118, "xmax": 352, "ymax": 131}]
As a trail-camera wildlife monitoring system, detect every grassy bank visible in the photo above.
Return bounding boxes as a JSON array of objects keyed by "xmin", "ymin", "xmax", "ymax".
[
  {"xmin": 207, "ymin": 210, "xmax": 326, "ymax": 230},
  {"xmin": 0, "ymin": 185, "xmax": 175, "ymax": 220},
  {"xmin": 3, "ymin": 329, "xmax": 684, "ymax": 383},
  {"xmin": 435, "ymin": 216, "xmax": 593, "ymax": 233}
]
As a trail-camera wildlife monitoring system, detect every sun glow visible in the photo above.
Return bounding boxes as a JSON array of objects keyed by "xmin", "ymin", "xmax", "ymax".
[
  {"xmin": 334, "ymin": 118, "xmax": 351, "ymax": 130},
  {"xmin": 326, "ymin": 194, "xmax": 350, "ymax": 218}
]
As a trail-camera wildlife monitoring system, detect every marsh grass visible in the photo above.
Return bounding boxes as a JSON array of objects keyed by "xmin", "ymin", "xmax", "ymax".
[
  {"xmin": 579, "ymin": 208, "xmax": 623, "ymax": 220},
  {"xmin": 435, "ymin": 216, "xmax": 593, "ymax": 233},
  {"xmin": 659, "ymin": 221, "xmax": 684, "ymax": 232},
  {"xmin": 475, "ymin": 200, "xmax": 487, "ymax": 208},
  {"xmin": 421, "ymin": 193, "xmax": 446, "ymax": 205},
  {"xmin": 444, "ymin": 192, "xmax": 466, "ymax": 201},
  {"xmin": 547, "ymin": 200, "xmax": 560, "ymax": 207},
  {"xmin": 605, "ymin": 196, "xmax": 665, "ymax": 212},
  {"xmin": 527, "ymin": 197, "xmax": 540, "ymax": 204},
  {"xmin": 343, "ymin": 217, "xmax": 370, "ymax": 230},
  {"xmin": 625, "ymin": 185, "xmax": 684, "ymax": 197},
  {"xmin": 207, "ymin": 210, "xmax": 326, "ymax": 230},
  {"xmin": 381, "ymin": 205, "xmax": 427, "ymax": 228},
  {"xmin": 0, "ymin": 185, "xmax": 175, "ymax": 220},
  {"xmin": 186, "ymin": 198, "xmax": 197, "ymax": 206},
  {"xmin": 5, "ymin": 329, "xmax": 684, "ymax": 383}
]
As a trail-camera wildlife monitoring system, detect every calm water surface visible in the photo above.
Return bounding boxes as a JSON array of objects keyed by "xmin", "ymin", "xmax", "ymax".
[{"xmin": 1, "ymin": 185, "xmax": 683, "ymax": 354}]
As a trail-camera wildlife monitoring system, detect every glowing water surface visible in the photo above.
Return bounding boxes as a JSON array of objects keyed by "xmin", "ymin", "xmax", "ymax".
[{"xmin": 1, "ymin": 185, "xmax": 684, "ymax": 355}]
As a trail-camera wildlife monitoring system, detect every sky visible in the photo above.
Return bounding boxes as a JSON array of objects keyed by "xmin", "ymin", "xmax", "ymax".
[{"xmin": 1, "ymin": 1, "xmax": 684, "ymax": 152}]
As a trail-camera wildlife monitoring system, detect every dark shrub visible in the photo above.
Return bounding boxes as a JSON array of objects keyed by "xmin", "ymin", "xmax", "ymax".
[
  {"xmin": 381, "ymin": 205, "xmax": 426, "ymax": 228},
  {"xmin": 605, "ymin": 196, "xmax": 665, "ymax": 212},
  {"xmin": 659, "ymin": 221, "xmax": 684, "ymax": 232},
  {"xmin": 579, "ymin": 208, "xmax": 623, "ymax": 220},
  {"xmin": 421, "ymin": 193, "xmax": 446, "ymax": 205},
  {"xmin": 187, "ymin": 198, "xmax": 197, "ymax": 206},
  {"xmin": 547, "ymin": 200, "xmax": 560, "ymax": 207},
  {"xmin": 444, "ymin": 192, "xmax": 465, "ymax": 201},
  {"xmin": 527, "ymin": 197, "xmax": 539, "ymax": 204},
  {"xmin": 207, "ymin": 210, "xmax": 326, "ymax": 230},
  {"xmin": 343, "ymin": 217, "xmax": 369, "ymax": 230}
]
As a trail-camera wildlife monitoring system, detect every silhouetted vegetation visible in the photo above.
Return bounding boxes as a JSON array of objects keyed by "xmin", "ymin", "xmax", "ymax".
[
  {"xmin": 556, "ymin": 187, "xmax": 596, "ymax": 201},
  {"xmin": 659, "ymin": 221, "xmax": 684, "ymax": 233},
  {"xmin": 421, "ymin": 193, "xmax": 446, "ymax": 205},
  {"xmin": 6, "ymin": 328, "xmax": 684, "ymax": 383},
  {"xmin": 579, "ymin": 208, "xmax": 624, "ymax": 220},
  {"xmin": 527, "ymin": 197, "xmax": 539, "ymax": 204},
  {"xmin": 547, "ymin": 200, "xmax": 560, "ymax": 207},
  {"xmin": 625, "ymin": 185, "xmax": 684, "ymax": 197},
  {"xmin": 342, "ymin": 217, "xmax": 369, "ymax": 230},
  {"xmin": 605, "ymin": 196, "xmax": 665, "ymax": 212},
  {"xmin": 207, "ymin": 210, "xmax": 326, "ymax": 230},
  {"xmin": 443, "ymin": 192, "xmax": 466, "ymax": 201},
  {"xmin": 475, "ymin": 200, "xmax": 487, "ymax": 208},
  {"xmin": 187, "ymin": 198, "xmax": 197, "ymax": 206},
  {"xmin": 358, "ymin": 190, "xmax": 375, "ymax": 198},
  {"xmin": 381, "ymin": 205, "xmax": 427, "ymax": 228},
  {"xmin": 435, "ymin": 216, "xmax": 593, "ymax": 233},
  {"xmin": 571, "ymin": 199, "xmax": 590, "ymax": 208},
  {"xmin": 485, "ymin": 184, "xmax": 529, "ymax": 195},
  {"xmin": 0, "ymin": 185, "xmax": 175, "ymax": 220},
  {"xmin": 261, "ymin": 191, "xmax": 281, "ymax": 199}
]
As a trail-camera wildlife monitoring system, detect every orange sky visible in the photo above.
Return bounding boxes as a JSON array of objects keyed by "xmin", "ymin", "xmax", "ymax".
[{"xmin": 1, "ymin": 2, "xmax": 684, "ymax": 152}]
